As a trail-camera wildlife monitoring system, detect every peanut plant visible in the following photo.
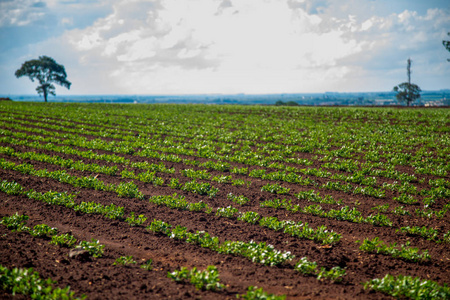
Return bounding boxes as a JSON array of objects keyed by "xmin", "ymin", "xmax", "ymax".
[{"xmin": 168, "ymin": 266, "xmax": 224, "ymax": 291}]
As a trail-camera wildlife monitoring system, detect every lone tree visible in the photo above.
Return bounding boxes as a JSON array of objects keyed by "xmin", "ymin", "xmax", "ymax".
[
  {"xmin": 393, "ymin": 58, "xmax": 421, "ymax": 106},
  {"xmin": 15, "ymin": 56, "xmax": 71, "ymax": 102},
  {"xmin": 443, "ymin": 32, "xmax": 450, "ymax": 62}
]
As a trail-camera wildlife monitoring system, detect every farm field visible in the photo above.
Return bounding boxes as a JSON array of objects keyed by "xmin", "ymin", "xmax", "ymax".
[{"xmin": 0, "ymin": 102, "xmax": 449, "ymax": 299}]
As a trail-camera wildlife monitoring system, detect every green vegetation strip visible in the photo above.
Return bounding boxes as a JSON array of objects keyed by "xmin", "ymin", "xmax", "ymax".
[
  {"xmin": 168, "ymin": 265, "xmax": 287, "ymax": 299},
  {"xmin": 357, "ymin": 237, "xmax": 431, "ymax": 262},
  {"xmin": 168, "ymin": 265, "xmax": 225, "ymax": 292},
  {"xmin": 3, "ymin": 121, "xmax": 448, "ymax": 206},
  {"xmin": 0, "ymin": 153, "xmax": 341, "ymax": 245},
  {"xmin": 148, "ymin": 219, "xmax": 294, "ymax": 267},
  {"xmin": 0, "ymin": 264, "xmax": 85, "ymax": 300},
  {"xmin": 0, "ymin": 145, "xmax": 118, "ymax": 175},
  {"xmin": 149, "ymin": 193, "xmax": 341, "ymax": 244},
  {"xmin": 1, "ymin": 213, "xmax": 105, "ymax": 257},
  {"xmin": 0, "ymin": 178, "xmax": 132, "ymax": 227},
  {"xmin": 147, "ymin": 219, "xmax": 346, "ymax": 282},
  {"xmin": 363, "ymin": 274, "xmax": 450, "ymax": 299},
  {"xmin": 2, "ymin": 157, "xmax": 447, "ymax": 244},
  {"xmin": 261, "ymin": 198, "xmax": 393, "ymax": 227}
]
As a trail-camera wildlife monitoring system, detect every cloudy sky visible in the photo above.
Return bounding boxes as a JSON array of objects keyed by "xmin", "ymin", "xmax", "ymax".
[{"xmin": 1, "ymin": 0, "xmax": 449, "ymax": 95}]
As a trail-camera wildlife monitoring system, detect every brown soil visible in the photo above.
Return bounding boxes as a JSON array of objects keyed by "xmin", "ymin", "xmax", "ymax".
[{"xmin": 0, "ymin": 120, "xmax": 449, "ymax": 299}]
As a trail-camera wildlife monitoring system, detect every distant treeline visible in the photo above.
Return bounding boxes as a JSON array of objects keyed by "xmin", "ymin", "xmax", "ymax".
[
  {"xmin": 274, "ymin": 100, "xmax": 299, "ymax": 106},
  {"xmin": 2, "ymin": 90, "xmax": 449, "ymax": 106}
]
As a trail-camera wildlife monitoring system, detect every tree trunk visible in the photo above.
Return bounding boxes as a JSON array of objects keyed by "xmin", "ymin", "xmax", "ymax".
[
  {"xmin": 406, "ymin": 59, "xmax": 412, "ymax": 107},
  {"xmin": 43, "ymin": 87, "xmax": 48, "ymax": 102},
  {"xmin": 407, "ymin": 58, "xmax": 411, "ymax": 86}
]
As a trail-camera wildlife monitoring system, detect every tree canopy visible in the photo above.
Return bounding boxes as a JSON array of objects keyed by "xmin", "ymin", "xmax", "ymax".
[
  {"xmin": 393, "ymin": 83, "xmax": 421, "ymax": 106},
  {"xmin": 15, "ymin": 56, "xmax": 71, "ymax": 102},
  {"xmin": 444, "ymin": 32, "xmax": 450, "ymax": 62},
  {"xmin": 393, "ymin": 58, "xmax": 421, "ymax": 106}
]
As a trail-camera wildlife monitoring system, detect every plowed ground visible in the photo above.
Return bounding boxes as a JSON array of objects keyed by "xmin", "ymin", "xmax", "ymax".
[{"xmin": 1, "ymin": 107, "xmax": 449, "ymax": 299}]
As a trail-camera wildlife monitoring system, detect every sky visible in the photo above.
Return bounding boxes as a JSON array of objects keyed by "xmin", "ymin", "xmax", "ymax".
[{"xmin": 0, "ymin": 0, "xmax": 449, "ymax": 95}]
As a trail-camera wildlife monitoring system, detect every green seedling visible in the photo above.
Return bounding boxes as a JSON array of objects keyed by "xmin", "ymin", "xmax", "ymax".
[
  {"xmin": 113, "ymin": 255, "xmax": 136, "ymax": 266},
  {"xmin": 50, "ymin": 233, "xmax": 77, "ymax": 248},
  {"xmin": 125, "ymin": 212, "xmax": 147, "ymax": 227}
]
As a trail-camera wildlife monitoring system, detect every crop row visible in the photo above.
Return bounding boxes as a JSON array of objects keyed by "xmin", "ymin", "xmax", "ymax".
[
  {"xmin": 1, "ymin": 113, "xmax": 449, "ymax": 190},
  {"xmin": 1, "ymin": 106, "xmax": 448, "ymax": 164},
  {"xmin": 1, "ymin": 149, "xmax": 447, "ymax": 243},
  {"xmin": 2, "ymin": 211, "xmax": 276, "ymax": 299},
  {"xmin": 1, "ymin": 126, "xmax": 448, "ymax": 213},
  {"xmin": 2, "ymin": 135, "xmax": 447, "ymax": 225},
  {"xmin": 1, "ymin": 107, "xmax": 446, "ymax": 176},
  {"xmin": 0, "ymin": 103, "xmax": 449, "ymax": 299},
  {"xmin": 0, "ymin": 156, "xmax": 340, "ymax": 246},
  {"xmin": 1, "ymin": 212, "xmax": 105, "ymax": 257}
]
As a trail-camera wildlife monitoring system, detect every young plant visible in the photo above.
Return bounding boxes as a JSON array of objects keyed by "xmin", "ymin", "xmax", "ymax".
[
  {"xmin": 27, "ymin": 190, "xmax": 77, "ymax": 208},
  {"xmin": 261, "ymin": 183, "xmax": 290, "ymax": 194},
  {"xmin": 219, "ymin": 240, "xmax": 295, "ymax": 267},
  {"xmin": 136, "ymin": 171, "xmax": 164, "ymax": 185},
  {"xmin": 211, "ymin": 175, "xmax": 231, "ymax": 183},
  {"xmin": 103, "ymin": 203, "xmax": 125, "ymax": 220},
  {"xmin": 0, "ymin": 265, "xmax": 85, "ymax": 300},
  {"xmin": 231, "ymin": 167, "xmax": 248, "ymax": 175},
  {"xmin": 392, "ymin": 205, "xmax": 410, "ymax": 216},
  {"xmin": 186, "ymin": 231, "xmax": 220, "ymax": 249},
  {"xmin": 115, "ymin": 182, "xmax": 144, "ymax": 199},
  {"xmin": 188, "ymin": 201, "xmax": 212, "ymax": 213},
  {"xmin": 0, "ymin": 180, "xmax": 23, "ymax": 195},
  {"xmin": 260, "ymin": 198, "xmax": 285, "ymax": 209},
  {"xmin": 364, "ymin": 213, "xmax": 393, "ymax": 227},
  {"xmin": 394, "ymin": 193, "xmax": 418, "ymax": 205},
  {"xmin": 371, "ymin": 204, "xmax": 389, "ymax": 213},
  {"xmin": 0, "ymin": 213, "xmax": 29, "ymax": 231},
  {"xmin": 181, "ymin": 168, "xmax": 211, "ymax": 180},
  {"xmin": 150, "ymin": 193, "xmax": 189, "ymax": 210},
  {"xmin": 50, "ymin": 233, "xmax": 77, "ymax": 248},
  {"xmin": 231, "ymin": 179, "xmax": 251, "ymax": 187},
  {"xmin": 168, "ymin": 178, "xmax": 181, "ymax": 189},
  {"xmin": 169, "ymin": 225, "xmax": 188, "ymax": 240},
  {"xmin": 237, "ymin": 286, "xmax": 286, "ymax": 300},
  {"xmin": 317, "ymin": 266, "xmax": 346, "ymax": 282},
  {"xmin": 182, "ymin": 180, "xmax": 219, "ymax": 197},
  {"xmin": 259, "ymin": 216, "xmax": 284, "ymax": 231},
  {"xmin": 140, "ymin": 259, "xmax": 153, "ymax": 271},
  {"xmin": 363, "ymin": 274, "xmax": 450, "ymax": 299},
  {"xmin": 146, "ymin": 219, "xmax": 172, "ymax": 235},
  {"xmin": 30, "ymin": 224, "xmax": 58, "ymax": 238},
  {"xmin": 357, "ymin": 237, "xmax": 431, "ymax": 262},
  {"xmin": 113, "ymin": 255, "xmax": 137, "ymax": 266},
  {"xmin": 237, "ymin": 211, "xmax": 261, "ymax": 224},
  {"xmin": 216, "ymin": 206, "xmax": 239, "ymax": 218},
  {"xmin": 168, "ymin": 266, "xmax": 225, "ymax": 291},
  {"xmin": 440, "ymin": 231, "xmax": 450, "ymax": 243},
  {"xmin": 76, "ymin": 239, "xmax": 105, "ymax": 258},
  {"xmin": 397, "ymin": 226, "xmax": 438, "ymax": 240},
  {"xmin": 125, "ymin": 212, "xmax": 147, "ymax": 227},
  {"xmin": 294, "ymin": 257, "xmax": 318, "ymax": 275},
  {"xmin": 227, "ymin": 193, "xmax": 251, "ymax": 205}
]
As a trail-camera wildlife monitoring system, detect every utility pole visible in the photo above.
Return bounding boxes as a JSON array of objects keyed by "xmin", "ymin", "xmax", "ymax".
[
  {"xmin": 407, "ymin": 58, "xmax": 411, "ymax": 85},
  {"xmin": 393, "ymin": 58, "xmax": 421, "ymax": 106},
  {"xmin": 406, "ymin": 58, "xmax": 412, "ymax": 105}
]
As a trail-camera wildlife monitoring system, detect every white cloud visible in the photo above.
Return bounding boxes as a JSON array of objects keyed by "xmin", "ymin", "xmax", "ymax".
[
  {"xmin": 61, "ymin": 0, "xmax": 376, "ymax": 93},
  {"xmin": 2, "ymin": 0, "xmax": 449, "ymax": 94},
  {"xmin": 0, "ymin": 0, "xmax": 47, "ymax": 26}
]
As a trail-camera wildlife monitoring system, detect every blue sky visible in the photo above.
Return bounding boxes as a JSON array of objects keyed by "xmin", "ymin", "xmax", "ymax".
[{"xmin": 1, "ymin": 0, "xmax": 449, "ymax": 95}]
